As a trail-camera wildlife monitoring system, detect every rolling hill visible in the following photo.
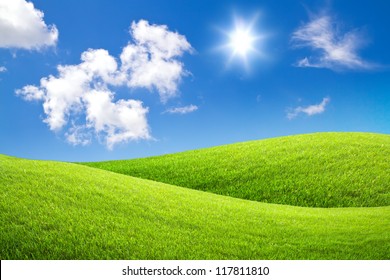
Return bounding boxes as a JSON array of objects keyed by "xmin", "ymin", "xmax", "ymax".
[
  {"xmin": 1, "ymin": 132, "xmax": 389, "ymax": 259},
  {"xmin": 82, "ymin": 132, "xmax": 390, "ymax": 208}
]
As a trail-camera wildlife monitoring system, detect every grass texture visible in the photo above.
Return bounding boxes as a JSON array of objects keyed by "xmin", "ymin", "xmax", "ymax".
[
  {"xmin": 1, "ymin": 132, "xmax": 389, "ymax": 259},
  {"xmin": 83, "ymin": 132, "xmax": 390, "ymax": 208}
]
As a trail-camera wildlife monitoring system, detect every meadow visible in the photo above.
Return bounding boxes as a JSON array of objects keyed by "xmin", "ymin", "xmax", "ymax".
[
  {"xmin": 83, "ymin": 132, "xmax": 390, "ymax": 208},
  {"xmin": 1, "ymin": 132, "xmax": 389, "ymax": 259}
]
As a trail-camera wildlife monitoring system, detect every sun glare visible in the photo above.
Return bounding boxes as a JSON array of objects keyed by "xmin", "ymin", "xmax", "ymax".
[
  {"xmin": 220, "ymin": 14, "xmax": 264, "ymax": 69},
  {"xmin": 230, "ymin": 28, "xmax": 255, "ymax": 57}
]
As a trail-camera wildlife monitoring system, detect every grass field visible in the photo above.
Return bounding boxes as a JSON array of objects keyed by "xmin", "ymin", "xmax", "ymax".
[
  {"xmin": 82, "ymin": 132, "xmax": 390, "ymax": 208},
  {"xmin": 1, "ymin": 132, "xmax": 389, "ymax": 259}
]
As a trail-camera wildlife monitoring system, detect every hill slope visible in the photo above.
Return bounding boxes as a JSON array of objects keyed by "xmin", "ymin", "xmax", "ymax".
[
  {"xmin": 1, "ymin": 154, "xmax": 389, "ymax": 259},
  {"xmin": 82, "ymin": 133, "xmax": 390, "ymax": 207}
]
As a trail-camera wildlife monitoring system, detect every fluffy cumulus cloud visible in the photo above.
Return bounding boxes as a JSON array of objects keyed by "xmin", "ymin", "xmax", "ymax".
[
  {"xmin": 0, "ymin": 66, "xmax": 7, "ymax": 72},
  {"xmin": 0, "ymin": 0, "xmax": 58, "ymax": 49},
  {"xmin": 291, "ymin": 14, "xmax": 374, "ymax": 70},
  {"xmin": 287, "ymin": 97, "xmax": 330, "ymax": 120},
  {"xmin": 164, "ymin": 105, "xmax": 198, "ymax": 114},
  {"xmin": 83, "ymin": 90, "xmax": 150, "ymax": 149},
  {"xmin": 16, "ymin": 48, "xmax": 151, "ymax": 148},
  {"xmin": 16, "ymin": 20, "xmax": 192, "ymax": 149},
  {"xmin": 121, "ymin": 20, "xmax": 193, "ymax": 102}
]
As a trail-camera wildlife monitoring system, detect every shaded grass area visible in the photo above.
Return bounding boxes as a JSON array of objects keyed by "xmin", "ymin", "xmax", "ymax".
[
  {"xmin": 1, "ymin": 154, "xmax": 389, "ymax": 259},
  {"xmin": 82, "ymin": 133, "xmax": 390, "ymax": 208}
]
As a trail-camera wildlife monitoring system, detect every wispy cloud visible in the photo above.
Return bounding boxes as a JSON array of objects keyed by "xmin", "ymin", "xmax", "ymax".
[
  {"xmin": 164, "ymin": 105, "xmax": 198, "ymax": 114},
  {"xmin": 0, "ymin": 0, "xmax": 58, "ymax": 50},
  {"xmin": 0, "ymin": 66, "xmax": 7, "ymax": 73},
  {"xmin": 16, "ymin": 20, "xmax": 192, "ymax": 149},
  {"xmin": 287, "ymin": 97, "xmax": 330, "ymax": 120},
  {"xmin": 291, "ymin": 13, "xmax": 375, "ymax": 71}
]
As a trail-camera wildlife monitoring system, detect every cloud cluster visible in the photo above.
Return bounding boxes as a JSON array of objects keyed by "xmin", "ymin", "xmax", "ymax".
[
  {"xmin": 0, "ymin": 0, "xmax": 58, "ymax": 49},
  {"xmin": 17, "ymin": 20, "xmax": 192, "ymax": 149},
  {"xmin": 291, "ymin": 14, "xmax": 373, "ymax": 70},
  {"xmin": 164, "ymin": 105, "xmax": 198, "ymax": 114},
  {"xmin": 287, "ymin": 97, "xmax": 330, "ymax": 120}
]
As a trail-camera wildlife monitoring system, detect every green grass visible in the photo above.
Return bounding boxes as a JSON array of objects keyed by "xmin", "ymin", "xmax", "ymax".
[
  {"xmin": 1, "ymin": 132, "xmax": 389, "ymax": 259},
  {"xmin": 0, "ymin": 153, "xmax": 389, "ymax": 259},
  {"xmin": 82, "ymin": 132, "xmax": 390, "ymax": 208}
]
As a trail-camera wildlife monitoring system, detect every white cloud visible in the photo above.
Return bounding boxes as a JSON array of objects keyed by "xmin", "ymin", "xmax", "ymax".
[
  {"xmin": 0, "ymin": 0, "xmax": 58, "ymax": 49},
  {"xmin": 65, "ymin": 123, "xmax": 91, "ymax": 146},
  {"xmin": 16, "ymin": 20, "xmax": 193, "ymax": 148},
  {"xmin": 291, "ymin": 14, "xmax": 374, "ymax": 70},
  {"xmin": 0, "ymin": 66, "xmax": 7, "ymax": 72},
  {"xmin": 16, "ymin": 48, "xmax": 150, "ymax": 148},
  {"xmin": 121, "ymin": 20, "xmax": 193, "ymax": 102},
  {"xmin": 15, "ymin": 85, "xmax": 44, "ymax": 101},
  {"xmin": 287, "ymin": 97, "xmax": 330, "ymax": 120},
  {"xmin": 164, "ymin": 104, "xmax": 198, "ymax": 114},
  {"xmin": 84, "ymin": 90, "xmax": 150, "ymax": 149}
]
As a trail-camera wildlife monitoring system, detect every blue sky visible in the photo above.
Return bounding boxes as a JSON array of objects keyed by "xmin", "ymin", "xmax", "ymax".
[{"xmin": 1, "ymin": 0, "xmax": 389, "ymax": 162}]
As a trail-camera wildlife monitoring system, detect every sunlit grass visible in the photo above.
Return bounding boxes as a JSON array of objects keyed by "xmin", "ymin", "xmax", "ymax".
[
  {"xmin": 1, "ymin": 147, "xmax": 389, "ymax": 259},
  {"xmin": 83, "ymin": 132, "xmax": 390, "ymax": 208}
]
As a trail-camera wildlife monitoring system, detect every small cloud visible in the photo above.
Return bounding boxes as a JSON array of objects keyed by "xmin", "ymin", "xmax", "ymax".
[
  {"xmin": 15, "ymin": 85, "xmax": 44, "ymax": 101},
  {"xmin": 295, "ymin": 57, "xmax": 319, "ymax": 68},
  {"xmin": 291, "ymin": 13, "xmax": 375, "ymax": 71},
  {"xmin": 0, "ymin": 0, "xmax": 58, "ymax": 50},
  {"xmin": 287, "ymin": 97, "xmax": 330, "ymax": 120},
  {"xmin": 0, "ymin": 66, "xmax": 7, "ymax": 72},
  {"xmin": 65, "ymin": 123, "xmax": 92, "ymax": 146},
  {"xmin": 164, "ymin": 104, "xmax": 198, "ymax": 114}
]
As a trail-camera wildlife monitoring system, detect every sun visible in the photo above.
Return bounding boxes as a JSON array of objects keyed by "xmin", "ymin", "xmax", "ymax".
[
  {"xmin": 229, "ymin": 27, "xmax": 256, "ymax": 57},
  {"xmin": 220, "ymin": 15, "xmax": 265, "ymax": 69}
]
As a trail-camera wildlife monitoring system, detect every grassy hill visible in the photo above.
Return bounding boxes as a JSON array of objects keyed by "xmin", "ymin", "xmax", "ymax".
[
  {"xmin": 82, "ymin": 132, "xmax": 390, "ymax": 208},
  {"xmin": 1, "ymin": 132, "xmax": 390, "ymax": 259},
  {"xmin": 1, "ymin": 154, "xmax": 389, "ymax": 259}
]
